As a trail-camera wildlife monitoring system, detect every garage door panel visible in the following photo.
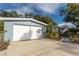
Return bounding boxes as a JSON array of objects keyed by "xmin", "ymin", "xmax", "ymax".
[
  {"xmin": 13, "ymin": 25, "xmax": 30, "ymax": 41},
  {"xmin": 31, "ymin": 26, "xmax": 42, "ymax": 39}
]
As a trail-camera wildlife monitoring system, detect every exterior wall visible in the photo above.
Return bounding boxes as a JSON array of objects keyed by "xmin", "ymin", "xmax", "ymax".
[{"xmin": 4, "ymin": 20, "xmax": 46, "ymax": 41}]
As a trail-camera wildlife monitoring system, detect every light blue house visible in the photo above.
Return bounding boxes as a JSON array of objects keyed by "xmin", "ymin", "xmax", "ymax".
[{"xmin": 1, "ymin": 17, "xmax": 47, "ymax": 41}]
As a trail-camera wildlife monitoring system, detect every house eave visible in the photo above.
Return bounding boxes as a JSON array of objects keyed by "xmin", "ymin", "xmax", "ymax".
[{"xmin": 0, "ymin": 17, "xmax": 47, "ymax": 26}]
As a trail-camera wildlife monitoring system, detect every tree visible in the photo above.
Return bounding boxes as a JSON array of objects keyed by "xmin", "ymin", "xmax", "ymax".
[
  {"xmin": 60, "ymin": 4, "xmax": 79, "ymax": 42},
  {"xmin": 25, "ymin": 13, "xmax": 33, "ymax": 18},
  {"xmin": 0, "ymin": 10, "xmax": 9, "ymax": 17},
  {"xmin": 34, "ymin": 15, "xmax": 56, "ymax": 24},
  {"xmin": 0, "ymin": 10, "xmax": 23, "ymax": 17},
  {"xmin": 60, "ymin": 3, "xmax": 79, "ymax": 27}
]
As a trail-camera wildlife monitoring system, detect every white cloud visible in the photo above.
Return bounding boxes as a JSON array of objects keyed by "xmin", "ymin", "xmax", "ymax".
[
  {"xmin": 18, "ymin": 6, "xmax": 33, "ymax": 14},
  {"xmin": 4, "ymin": 3, "xmax": 66, "ymax": 15},
  {"xmin": 35, "ymin": 3, "xmax": 61, "ymax": 14}
]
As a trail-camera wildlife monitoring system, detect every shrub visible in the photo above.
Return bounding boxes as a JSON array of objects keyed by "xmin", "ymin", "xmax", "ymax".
[
  {"xmin": 50, "ymin": 32, "xmax": 59, "ymax": 40},
  {"xmin": 69, "ymin": 34, "xmax": 79, "ymax": 43},
  {"xmin": 68, "ymin": 28, "xmax": 77, "ymax": 34},
  {"xmin": 68, "ymin": 28, "xmax": 79, "ymax": 43},
  {"xmin": 45, "ymin": 32, "xmax": 59, "ymax": 40}
]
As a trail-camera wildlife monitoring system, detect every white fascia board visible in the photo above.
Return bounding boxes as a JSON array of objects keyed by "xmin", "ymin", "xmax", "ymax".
[
  {"xmin": 31, "ymin": 18, "xmax": 47, "ymax": 26},
  {"xmin": 0, "ymin": 17, "xmax": 47, "ymax": 26}
]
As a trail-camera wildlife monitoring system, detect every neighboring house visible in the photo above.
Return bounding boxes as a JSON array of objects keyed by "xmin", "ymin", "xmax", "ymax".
[
  {"xmin": 58, "ymin": 22, "xmax": 76, "ymax": 34},
  {"xmin": 0, "ymin": 17, "xmax": 47, "ymax": 41},
  {"xmin": 58, "ymin": 22, "xmax": 76, "ymax": 29}
]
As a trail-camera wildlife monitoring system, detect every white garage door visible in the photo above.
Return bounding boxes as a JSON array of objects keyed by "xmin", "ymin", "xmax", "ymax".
[
  {"xmin": 31, "ymin": 26, "xmax": 43, "ymax": 39},
  {"xmin": 13, "ymin": 25, "xmax": 43, "ymax": 41},
  {"xmin": 13, "ymin": 25, "xmax": 30, "ymax": 41}
]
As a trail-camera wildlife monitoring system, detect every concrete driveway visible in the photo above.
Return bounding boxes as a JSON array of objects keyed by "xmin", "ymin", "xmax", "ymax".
[{"xmin": 1, "ymin": 39, "xmax": 79, "ymax": 56}]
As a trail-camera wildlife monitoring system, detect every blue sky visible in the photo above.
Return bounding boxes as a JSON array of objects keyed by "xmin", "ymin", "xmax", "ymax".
[{"xmin": 0, "ymin": 3, "xmax": 67, "ymax": 24}]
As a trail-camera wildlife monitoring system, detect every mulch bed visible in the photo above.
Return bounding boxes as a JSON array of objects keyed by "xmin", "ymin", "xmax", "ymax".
[
  {"xmin": 71, "ymin": 40, "xmax": 79, "ymax": 44},
  {"xmin": 0, "ymin": 42, "xmax": 9, "ymax": 51}
]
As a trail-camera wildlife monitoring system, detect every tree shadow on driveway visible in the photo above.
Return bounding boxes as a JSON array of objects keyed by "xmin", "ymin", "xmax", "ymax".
[{"xmin": 55, "ymin": 42, "xmax": 79, "ymax": 56}]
